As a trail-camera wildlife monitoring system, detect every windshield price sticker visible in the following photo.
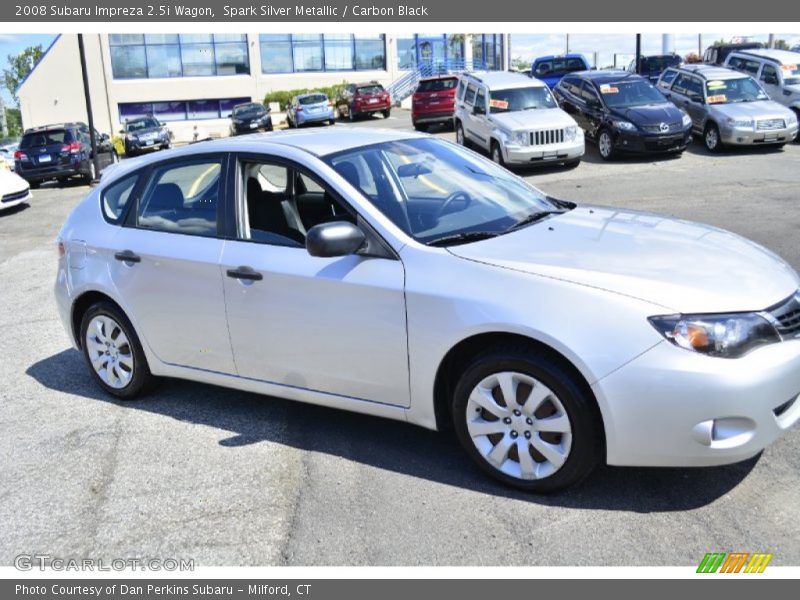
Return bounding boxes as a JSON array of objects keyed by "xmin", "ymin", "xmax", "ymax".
[
  {"xmin": 707, "ymin": 80, "xmax": 726, "ymax": 90},
  {"xmin": 707, "ymin": 94, "xmax": 727, "ymax": 104},
  {"xmin": 782, "ymin": 64, "xmax": 797, "ymax": 71},
  {"xmin": 599, "ymin": 85, "xmax": 619, "ymax": 94},
  {"xmin": 489, "ymin": 99, "xmax": 509, "ymax": 109}
]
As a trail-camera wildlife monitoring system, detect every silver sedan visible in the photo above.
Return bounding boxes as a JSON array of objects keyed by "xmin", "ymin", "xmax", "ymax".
[{"xmin": 54, "ymin": 129, "xmax": 800, "ymax": 491}]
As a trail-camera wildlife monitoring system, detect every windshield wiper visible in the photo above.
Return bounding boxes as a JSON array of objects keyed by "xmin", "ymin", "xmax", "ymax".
[
  {"xmin": 426, "ymin": 231, "xmax": 500, "ymax": 247},
  {"xmin": 505, "ymin": 210, "xmax": 559, "ymax": 233}
]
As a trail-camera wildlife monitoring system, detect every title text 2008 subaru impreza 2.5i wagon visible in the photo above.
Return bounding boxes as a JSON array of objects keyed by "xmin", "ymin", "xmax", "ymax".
[{"xmin": 55, "ymin": 129, "xmax": 800, "ymax": 492}]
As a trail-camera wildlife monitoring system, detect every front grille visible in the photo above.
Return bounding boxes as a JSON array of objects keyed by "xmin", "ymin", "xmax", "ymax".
[
  {"xmin": 530, "ymin": 129, "xmax": 565, "ymax": 146},
  {"xmin": 757, "ymin": 119, "xmax": 785, "ymax": 131},
  {"xmin": 2, "ymin": 189, "xmax": 28, "ymax": 203},
  {"xmin": 767, "ymin": 292, "xmax": 800, "ymax": 340},
  {"xmin": 642, "ymin": 121, "xmax": 682, "ymax": 134}
]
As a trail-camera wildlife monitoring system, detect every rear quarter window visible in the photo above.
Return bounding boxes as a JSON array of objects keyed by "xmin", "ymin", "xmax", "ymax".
[
  {"xmin": 102, "ymin": 174, "xmax": 139, "ymax": 223},
  {"xmin": 20, "ymin": 129, "xmax": 73, "ymax": 149}
]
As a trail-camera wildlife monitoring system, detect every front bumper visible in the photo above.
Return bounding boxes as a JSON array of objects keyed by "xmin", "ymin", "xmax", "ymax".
[
  {"xmin": 594, "ymin": 339, "xmax": 800, "ymax": 467},
  {"xmin": 232, "ymin": 118, "xmax": 273, "ymax": 134},
  {"xmin": 126, "ymin": 137, "xmax": 170, "ymax": 152},
  {"xmin": 503, "ymin": 139, "xmax": 585, "ymax": 164},
  {"xmin": 0, "ymin": 186, "xmax": 31, "ymax": 210},
  {"xmin": 614, "ymin": 129, "xmax": 692, "ymax": 153},
  {"xmin": 720, "ymin": 123, "xmax": 798, "ymax": 146}
]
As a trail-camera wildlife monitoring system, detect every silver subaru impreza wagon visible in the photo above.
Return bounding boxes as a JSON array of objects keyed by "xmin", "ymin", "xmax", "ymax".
[{"xmin": 55, "ymin": 128, "xmax": 800, "ymax": 491}]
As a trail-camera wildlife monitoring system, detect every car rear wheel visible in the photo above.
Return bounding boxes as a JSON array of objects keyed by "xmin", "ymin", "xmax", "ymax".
[
  {"xmin": 704, "ymin": 122, "xmax": 723, "ymax": 153},
  {"xmin": 84, "ymin": 161, "xmax": 96, "ymax": 183},
  {"xmin": 455, "ymin": 122, "xmax": 468, "ymax": 147},
  {"xmin": 452, "ymin": 347, "xmax": 602, "ymax": 492},
  {"xmin": 382, "ymin": 109, "xmax": 391, "ymax": 119},
  {"xmin": 29, "ymin": 181, "xmax": 40, "ymax": 189},
  {"xmin": 80, "ymin": 301, "xmax": 154, "ymax": 399},
  {"xmin": 597, "ymin": 129, "xmax": 616, "ymax": 160},
  {"xmin": 413, "ymin": 121, "xmax": 427, "ymax": 132}
]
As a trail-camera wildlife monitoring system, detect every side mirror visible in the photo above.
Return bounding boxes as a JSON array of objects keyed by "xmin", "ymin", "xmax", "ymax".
[
  {"xmin": 101, "ymin": 133, "xmax": 110, "ymax": 141},
  {"xmin": 306, "ymin": 221, "xmax": 366, "ymax": 258},
  {"xmin": 690, "ymin": 95, "xmax": 704, "ymax": 104},
  {"xmin": 473, "ymin": 103, "xmax": 486, "ymax": 115}
]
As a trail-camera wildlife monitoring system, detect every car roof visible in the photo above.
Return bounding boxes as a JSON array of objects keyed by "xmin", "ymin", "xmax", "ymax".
[
  {"xmin": 533, "ymin": 53, "xmax": 586, "ymax": 62},
  {"xmin": 572, "ymin": 70, "xmax": 644, "ymax": 84},
  {"xmin": 354, "ymin": 81, "xmax": 383, "ymax": 87},
  {"xmin": 101, "ymin": 128, "xmax": 426, "ymax": 183},
  {"xmin": 731, "ymin": 48, "xmax": 800, "ymax": 65},
  {"xmin": 23, "ymin": 122, "xmax": 83, "ymax": 133},
  {"xmin": 672, "ymin": 64, "xmax": 745, "ymax": 80},
  {"xmin": 464, "ymin": 70, "xmax": 547, "ymax": 89},
  {"xmin": 233, "ymin": 102, "xmax": 262, "ymax": 108},
  {"xmin": 295, "ymin": 92, "xmax": 327, "ymax": 98},
  {"xmin": 418, "ymin": 74, "xmax": 459, "ymax": 82}
]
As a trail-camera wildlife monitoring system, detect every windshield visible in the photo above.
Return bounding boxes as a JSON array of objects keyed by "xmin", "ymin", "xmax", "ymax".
[
  {"xmin": 233, "ymin": 104, "xmax": 265, "ymax": 117},
  {"xmin": 598, "ymin": 79, "xmax": 667, "ymax": 108},
  {"xmin": 357, "ymin": 85, "xmax": 384, "ymax": 95},
  {"xmin": 417, "ymin": 78, "xmax": 458, "ymax": 92},
  {"xmin": 127, "ymin": 118, "xmax": 160, "ymax": 131},
  {"xmin": 298, "ymin": 94, "xmax": 328, "ymax": 105},
  {"xmin": 705, "ymin": 77, "xmax": 768, "ymax": 104},
  {"xmin": 20, "ymin": 130, "xmax": 71, "ymax": 148},
  {"xmin": 324, "ymin": 138, "xmax": 561, "ymax": 245},
  {"xmin": 489, "ymin": 87, "xmax": 557, "ymax": 113},
  {"xmin": 781, "ymin": 62, "xmax": 799, "ymax": 85}
]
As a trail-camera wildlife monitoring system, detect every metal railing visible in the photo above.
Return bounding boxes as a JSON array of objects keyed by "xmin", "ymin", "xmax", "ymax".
[{"xmin": 387, "ymin": 59, "xmax": 490, "ymax": 103}]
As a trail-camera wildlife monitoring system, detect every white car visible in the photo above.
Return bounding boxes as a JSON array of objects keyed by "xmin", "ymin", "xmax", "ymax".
[
  {"xmin": 54, "ymin": 129, "xmax": 800, "ymax": 492},
  {"xmin": 0, "ymin": 144, "xmax": 18, "ymax": 171},
  {"xmin": 0, "ymin": 167, "xmax": 32, "ymax": 211},
  {"xmin": 454, "ymin": 71, "xmax": 585, "ymax": 168}
]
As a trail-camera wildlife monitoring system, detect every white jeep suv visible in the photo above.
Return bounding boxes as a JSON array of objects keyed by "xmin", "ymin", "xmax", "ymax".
[{"xmin": 454, "ymin": 71, "xmax": 584, "ymax": 167}]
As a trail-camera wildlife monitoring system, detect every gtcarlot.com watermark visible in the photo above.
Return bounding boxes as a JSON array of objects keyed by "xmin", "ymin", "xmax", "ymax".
[{"xmin": 14, "ymin": 554, "xmax": 194, "ymax": 571}]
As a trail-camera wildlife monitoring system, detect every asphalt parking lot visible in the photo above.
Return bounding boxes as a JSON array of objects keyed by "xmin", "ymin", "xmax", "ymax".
[{"xmin": 1, "ymin": 110, "xmax": 799, "ymax": 567}]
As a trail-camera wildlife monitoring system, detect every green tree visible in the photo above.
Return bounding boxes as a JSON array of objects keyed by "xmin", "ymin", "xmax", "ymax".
[
  {"xmin": 3, "ymin": 45, "xmax": 44, "ymax": 107},
  {"xmin": 5, "ymin": 107, "xmax": 22, "ymax": 137},
  {"xmin": 773, "ymin": 39, "xmax": 790, "ymax": 50}
]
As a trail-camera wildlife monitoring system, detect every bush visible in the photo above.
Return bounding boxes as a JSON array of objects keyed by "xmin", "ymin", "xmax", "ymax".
[{"xmin": 264, "ymin": 81, "xmax": 349, "ymax": 111}]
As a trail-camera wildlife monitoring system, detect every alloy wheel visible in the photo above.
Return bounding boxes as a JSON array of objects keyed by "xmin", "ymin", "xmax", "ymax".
[
  {"xmin": 456, "ymin": 124, "xmax": 465, "ymax": 145},
  {"xmin": 465, "ymin": 371, "xmax": 573, "ymax": 481},
  {"xmin": 85, "ymin": 315, "xmax": 134, "ymax": 389},
  {"xmin": 705, "ymin": 126, "xmax": 719, "ymax": 151},
  {"xmin": 598, "ymin": 132, "xmax": 613, "ymax": 159}
]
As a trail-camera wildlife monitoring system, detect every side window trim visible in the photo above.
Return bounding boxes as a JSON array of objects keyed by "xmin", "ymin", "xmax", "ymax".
[{"xmin": 100, "ymin": 169, "xmax": 146, "ymax": 225}]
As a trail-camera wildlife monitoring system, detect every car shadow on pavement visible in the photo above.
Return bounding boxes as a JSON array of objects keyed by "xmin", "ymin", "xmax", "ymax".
[
  {"xmin": 28, "ymin": 348, "xmax": 758, "ymax": 512},
  {"xmin": 0, "ymin": 202, "xmax": 30, "ymax": 218}
]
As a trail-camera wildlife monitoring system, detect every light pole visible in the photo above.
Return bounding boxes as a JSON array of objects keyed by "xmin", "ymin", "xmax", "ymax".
[{"xmin": 77, "ymin": 34, "xmax": 100, "ymax": 182}]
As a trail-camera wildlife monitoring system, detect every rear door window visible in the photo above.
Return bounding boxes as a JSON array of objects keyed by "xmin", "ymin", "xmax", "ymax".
[
  {"xmin": 137, "ymin": 159, "xmax": 222, "ymax": 237},
  {"xmin": 464, "ymin": 83, "xmax": 478, "ymax": 105}
]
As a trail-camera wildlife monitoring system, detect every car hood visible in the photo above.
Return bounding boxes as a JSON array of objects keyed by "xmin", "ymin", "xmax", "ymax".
[
  {"xmin": 0, "ymin": 168, "xmax": 29, "ymax": 193},
  {"xmin": 612, "ymin": 103, "xmax": 685, "ymax": 125},
  {"xmin": 709, "ymin": 100, "xmax": 794, "ymax": 120},
  {"xmin": 489, "ymin": 108, "xmax": 576, "ymax": 130},
  {"xmin": 447, "ymin": 206, "xmax": 799, "ymax": 313}
]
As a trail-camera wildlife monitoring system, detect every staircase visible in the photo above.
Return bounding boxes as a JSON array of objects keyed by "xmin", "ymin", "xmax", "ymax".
[{"xmin": 387, "ymin": 59, "xmax": 489, "ymax": 104}]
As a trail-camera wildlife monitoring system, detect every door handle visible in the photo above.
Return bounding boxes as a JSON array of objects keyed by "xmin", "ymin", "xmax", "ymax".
[
  {"xmin": 114, "ymin": 250, "xmax": 141, "ymax": 263},
  {"xmin": 226, "ymin": 266, "xmax": 262, "ymax": 281}
]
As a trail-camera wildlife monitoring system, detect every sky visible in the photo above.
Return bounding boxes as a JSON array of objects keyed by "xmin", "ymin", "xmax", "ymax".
[{"xmin": 1, "ymin": 32, "xmax": 799, "ymax": 106}]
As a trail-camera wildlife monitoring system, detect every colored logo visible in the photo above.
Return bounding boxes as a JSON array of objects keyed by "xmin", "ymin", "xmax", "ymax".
[{"xmin": 697, "ymin": 552, "xmax": 773, "ymax": 573}]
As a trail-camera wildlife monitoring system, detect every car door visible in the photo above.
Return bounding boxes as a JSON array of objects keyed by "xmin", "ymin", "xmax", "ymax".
[
  {"xmin": 461, "ymin": 82, "xmax": 488, "ymax": 148},
  {"xmin": 219, "ymin": 154, "xmax": 410, "ymax": 407},
  {"xmin": 670, "ymin": 74, "xmax": 705, "ymax": 130},
  {"xmin": 558, "ymin": 77, "xmax": 588, "ymax": 129},
  {"xmin": 93, "ymin": 128, "xmax": 114, "ymax": 168},
  {"xmin": 580, "ymin": 81, "xmax": 605, "ymax": 136},
  {"xmin": 471, "ymin": 87, "xmax": 492, "ymax": 149},
  {"xmin": 109, "ymin": 154, "xmax": 237, "ymax": 374}
]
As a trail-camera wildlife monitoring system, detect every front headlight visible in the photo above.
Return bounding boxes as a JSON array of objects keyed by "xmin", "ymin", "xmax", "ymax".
[
  {"xmin": 681, "ymin": 113, "xmax": 692, "ymax": 127},
  {"xmin": 727, "ymin": 118, "xmax": 754, "ymax": 128},
  {"xmin": 648, "ymin": 313, "xmax": 780, "ymax": 358},
  {"xmin": 512, "ymin": 131, "xmax": 529, "ymax": 146},
  {"xmin": 565, "ymin": 125, "xmax": 578, "ymax": 141},
  {"xmin": 612, "ymin": 119, "xmax": 637, "ymax": 131}
]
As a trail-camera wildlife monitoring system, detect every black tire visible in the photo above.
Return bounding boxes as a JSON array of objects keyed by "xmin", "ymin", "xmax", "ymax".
[
  {"xmin": 382, "ymin": 109, "xmax": 391, "ymax": 119},
  {"xmin": 703, "ymin": 122, "xmax": 723, "ymax": 153},
  {"xmin": 455, "ymin": 121, "xmax": 469, "ymax": 147},
  {"xmin": 452, "ymin": 345, "xmax": 602, "ymax": 492},
  {"xmin": 29, "ymin": 181, "xmax": 40, "ymax": 189},
  {"xmin": 79, "ymin": 301, "xmax": 155, "ymax": 400},
  {"xmin": 490, "ymin": 140, "xmax": 506, "ymax": 167},
  {"xmin": 597, "ymin": 128, "xmax": 616, "ymax": 161},
  {"xmin": 348, "ymin": 106, "xmax": 355, "ymax": 122},
  {"xmin": 563, "ymin": 158, "xmax": 581, "ymax": 169},
  {"xmin": 329, "ymin": 119, "xmax": 336, "ymax": 126},
  {"xmin": 413, "ymin": 121, "xmax": 427, "ymax": 132}
]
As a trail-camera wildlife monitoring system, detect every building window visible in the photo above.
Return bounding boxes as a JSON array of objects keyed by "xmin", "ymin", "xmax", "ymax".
[
  {"xmin": 109, "ymin": 34, "xmax": 249, "ymax": 79},
  {"xmin": 259, "ymin": 34, "xmax": 386, "ymax": 74},
  {"xmin": 472, "ymin": 34, "xmax": 504, "ymax": 70},
  {"xmin": 118, "ymin": 97, "xmax": 250, "ymax": 123},
  {"xmin": 395, "ymin": 35, "xmax": 467, "ymax": 70}
]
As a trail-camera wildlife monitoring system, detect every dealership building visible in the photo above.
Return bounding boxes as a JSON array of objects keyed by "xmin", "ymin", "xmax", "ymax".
[{"xmin": 17, "ymin": 33, "xmax": 508, "ymax": 143}]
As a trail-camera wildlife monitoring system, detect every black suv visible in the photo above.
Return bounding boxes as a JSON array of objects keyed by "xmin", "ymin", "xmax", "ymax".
[
  {"xmin": 15, "ymin": 122, "xmax": 116, "ymax": 187},
  {"xmin": 628, "ymin": 54, "xmax": 683, "ymax": 83},
  {"xmin": 554, "ymin": 70, "xmax": 693, "ymax": 160}
]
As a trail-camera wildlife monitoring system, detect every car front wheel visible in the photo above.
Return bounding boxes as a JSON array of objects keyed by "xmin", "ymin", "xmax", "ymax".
[
  {"xmin": 452, "ymin": 347, "xmax": 602, "ymax": 492},
  {"xmin": 455, "ymin": 122, "xmax": 467, "ymax": 147},
  {"xmin": 79, "ymin": 301, "xmax": 155, "ymax": 399},
  {"xmin": 491, "ymin": 141, "xmax": 505, "ymax": 166},
  {"xmin": 704, "ymin": 122, "xmax": 723, "ymax": 153},
  {"xmin": 597, "ymin": 129, "xmax": 615, "ymax": 160}
]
